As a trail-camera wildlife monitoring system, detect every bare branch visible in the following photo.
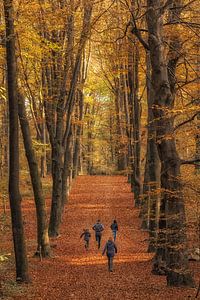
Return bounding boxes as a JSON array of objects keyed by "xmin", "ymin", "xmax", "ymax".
[
  {"xmin": 181, "ymin": 158, "xmax": 200, "ymax": 165},
  {"xmin": 174, "ymin": 112, "xmax": 199, "ymax": 131},
  {"xmin": 130, "ymin": 21, "xmax": 149, "ymax": 50},
  {"xmin": 115, "ymin": 22, "xmax": 131, "ymax": 42}
]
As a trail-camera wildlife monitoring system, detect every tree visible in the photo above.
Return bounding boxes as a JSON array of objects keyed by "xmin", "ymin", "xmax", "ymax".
[
  {"xmin": 146, "ymin": 0, "xmax": 195, "ymax": 287},
  {"xmin": 141, "ymin": 52, "xmax": 160, "ymax": 253},
  {"xmin": 18, "ymin": 93, "xmax": 51, "ymax": 257},
  {"xmin": 3, "ymin": 0, "xmax": 29, "ymax": 282}
]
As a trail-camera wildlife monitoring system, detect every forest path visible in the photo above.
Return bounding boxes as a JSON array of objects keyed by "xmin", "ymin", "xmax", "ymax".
[{"xmin": 6, "ymin": 176, "xmax": 198, "ymax": 299}]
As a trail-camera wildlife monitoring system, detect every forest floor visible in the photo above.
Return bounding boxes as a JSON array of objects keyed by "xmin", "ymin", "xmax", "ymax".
[{"xmin": 0, "ymin": 175, "xmax": 200, "ymax": 300}]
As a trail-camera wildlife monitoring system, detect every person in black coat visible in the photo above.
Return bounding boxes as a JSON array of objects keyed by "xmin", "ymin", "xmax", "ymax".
[
  {"xmin": 102, "ymin": 237, "xmax": 117, "ymax": 272},
  {"xmin": 92, "ymin": 219, "xmax": 104, "ymax": 249},
  {"xmin": 110, "ymin": 219, "xmax": 118, "ymax": 241}
]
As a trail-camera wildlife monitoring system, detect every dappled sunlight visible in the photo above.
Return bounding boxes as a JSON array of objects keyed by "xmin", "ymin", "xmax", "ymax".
[
  {"xmin": 53, "ymin": 253, "xmax": 153, "ymax": 266},
  {"xmin": 68, "ymin": 204, "xmax": 107, "ymax": 209},
  {"xmin": 67, "ymin": 204, "xmax": 133, "ymax": 210}
]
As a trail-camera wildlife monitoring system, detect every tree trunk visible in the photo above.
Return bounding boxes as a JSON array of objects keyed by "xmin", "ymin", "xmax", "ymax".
[
  {"xmin": 18, "ymin": 94, "xmax": 51, "ymax": 257},
  {"xmin": 146, "ymin": 0, "xmax": 195, "ymax": 286},
  {"xmin": 73, "ymin": 90, "xmax": 83, "ymax": 178},
  {"xmin": 48, "ymin": 139, "xmax": 63, "ymax": 237},
  {"xmin": 132, "ymin": 44, "xmax": 141, "ymax": 207},
  {"xmin": 195, "ymin": 43, "xmax": 200, "ymax": 174},
  {"xmin": 144, "ymin": 52, "xmax": 160, "ymax": 252},
  {"xmin": 115, "ymin": 87, "xmax": 127, "ymax": 171},
  {"xmin": 62, "ymin": 127, "xmax": 73, "ymax": 211},
  {"xmin": 40, "ymin": 115, "xmax": 47, "ymax": 178},
  {"xmin": 4, "ymin": 0, "xmax": 29, "ymax": 282}
]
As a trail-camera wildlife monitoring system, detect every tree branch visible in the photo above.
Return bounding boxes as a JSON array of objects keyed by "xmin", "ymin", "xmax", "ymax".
[
  {"xmin": 181, "ymin": 158, "xmax": 200, "ymax": 165},
  {"xmin": 174, "ymin": 112, "xmax": 199, "ymax": 131},
  {"xmin": 130, "ymin": 21, "xmax": 149, "ymax": 50},
  {"xmin": 159, "ymin": 0, "xmax": 174, "ymax": 15}
]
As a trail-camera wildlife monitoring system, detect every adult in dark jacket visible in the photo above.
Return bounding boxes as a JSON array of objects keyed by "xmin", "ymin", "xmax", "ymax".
[
  {"xmin": 110, "ymin": 219, "xmax": 118, "ymax": 241},
  {"xmin": 102, "ymin": 237, "xmax": 117, "ymax": 272},
  {"xmin": 80, "ymin": 229, "xmax": 91, "ymax": 250},
  {"xmin": 92, "ymin": 219, "xmax": 104, "ymax": 249}
]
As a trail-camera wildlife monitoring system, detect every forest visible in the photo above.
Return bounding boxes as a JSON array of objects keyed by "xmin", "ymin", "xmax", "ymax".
[{"xmin": 0, "ymin": 0, "xmax": 200, "ymax": 299}]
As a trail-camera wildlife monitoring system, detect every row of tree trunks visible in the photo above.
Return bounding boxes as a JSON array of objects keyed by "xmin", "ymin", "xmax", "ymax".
[{"xmin": 44, "ymin": 1, "xmax": 94, "ymax": 237}]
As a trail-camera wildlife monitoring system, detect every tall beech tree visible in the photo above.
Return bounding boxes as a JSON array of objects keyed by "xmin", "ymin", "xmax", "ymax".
[
  {"xmin": 146, "ymin": 0, "xmax": 195, "ymax": 287},
  {"xmin": 3, "ymin": 0, "xmax": 29, "ymax": 282},
  {"xmin": 18, "ymin": 93, "xmax": 50, "ymax": 257}
]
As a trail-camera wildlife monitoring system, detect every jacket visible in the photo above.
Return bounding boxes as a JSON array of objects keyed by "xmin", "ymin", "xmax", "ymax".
[
  {"xmin": 102, "ymin": 240, "xmax": 117, "ymax": 257},
  {"xmin": 111, "ymin": 222, "xmax": 118, "ymax": 231},
  {"xmin": 92, "ymin": 223, "xmax": 104, "ymax": 235},
  {"xmin": 80, "ymin": 230, "xmax": 91, "ymax": 241}
]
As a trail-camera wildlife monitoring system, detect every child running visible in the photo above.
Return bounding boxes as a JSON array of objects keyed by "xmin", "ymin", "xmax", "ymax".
[{"xmin": 80, "ymin": 229, "xmax": 91, "ymax": 250}]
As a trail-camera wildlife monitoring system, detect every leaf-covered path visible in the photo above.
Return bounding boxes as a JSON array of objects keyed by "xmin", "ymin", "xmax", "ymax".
[{"xmin": 1, "ymin": 176, "xmax": 199, "ymax": 299}]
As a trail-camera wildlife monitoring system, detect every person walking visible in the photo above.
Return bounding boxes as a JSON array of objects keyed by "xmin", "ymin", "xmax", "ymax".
[
  {"xmin": 102, "ymin": 237, "xmax": 117, "ymax": 272},
  {"xmin": 80, "ymin": 229, "xmax": 91, "ymax": 250},
  {"xmin": 92, "ymin": 219, "xmax": 104, "ymax": 249},
  {"xmin": 110, "ymin": 219, "xmax": 118, "ymax": 241}
]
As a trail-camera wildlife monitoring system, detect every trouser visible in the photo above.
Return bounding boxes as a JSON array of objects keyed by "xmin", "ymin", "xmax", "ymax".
[
  {"xmin": 95, "ymin": 234, "xmax": 102, "ymax": 249},
  {"xmin": 107, "ymin": 255, "xmax": 114, "ymax": 272},
  {"xmin": 112, "ymin": 230, "xmax": 117, "ymax": 241},
  {"xmin": 84, "ymin": 239, "xmax": 89, "ymax": 249}
]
